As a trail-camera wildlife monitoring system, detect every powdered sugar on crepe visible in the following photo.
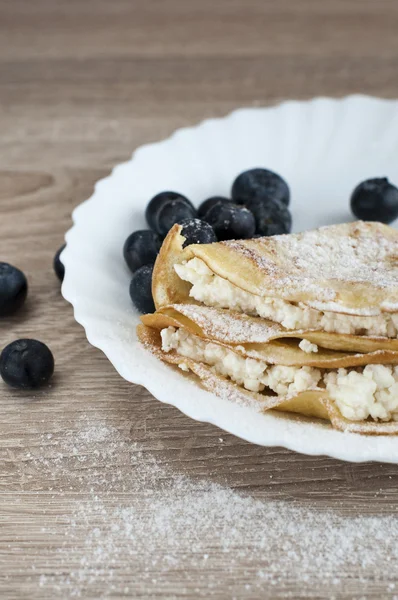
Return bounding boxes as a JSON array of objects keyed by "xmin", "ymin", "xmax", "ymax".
[
  {"xmin": 222, "ymin": 222, "xmax": 398, "ymax": 312},
  {"xmin": 171, "ymin": 303, "xmax": 287, "ymax": 343}
]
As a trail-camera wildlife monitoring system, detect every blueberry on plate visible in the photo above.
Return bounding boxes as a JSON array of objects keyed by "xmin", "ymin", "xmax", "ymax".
[
  {"xmin": 145, "ymin": 191, "xmax": 196, "ymax": 234},
  {"xmin": 123, "ymin": 230, "xmax": 161, "ymax": 273},
  {"xmin": 204, "ymin": 203, "xmax": 256, "ymax": 240},
  {"xmin": 54, "ymin": 244, "xmax": 66, "ymax": 281},
  {"xmin": 129, "ymin": 264, "xmax": 155, "ymax": 314},
  {"xmin": 0, "ymin": 339, "xmax": 54, "ymax": 389},
  {"xmin": 156, "ymin": 200, "xmax": 197, "ymax": 237},
  {"xmin": 247, "ymin": 197, "xmax": 292, "ymax": 236},
  {"xmin": 197, "ymin": 196, "xmax": 232, "ymax": 219},
  {"xmin": 350, "ymin": 177, "xmax": 398, "ymax": 224},
  {"xmin": 0, "ymin": 263, "xmax": 28, "ymax": 316},
  {"xmin": 232, "ymin": 168, "xmax": 290, "ymax": 207},
  {"xmin": 179, "ymin": 218, "xmax": 217, "ymax": 247}
]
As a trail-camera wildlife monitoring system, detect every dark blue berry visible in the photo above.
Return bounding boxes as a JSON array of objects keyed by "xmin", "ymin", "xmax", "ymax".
[
  {"xmin": 156, "ymin": 199, "xmax": 196, "ymax": 237},
  {"xmin": 0, "ymin": 339, "xmax": 54, "ymax": 389},
  {"xmin": 204, "ymin": 203, "xmax": 256, "ymax": 240},
  {"xmin": 123, "ymin": 230, "xmax": 161, "ymax": 273},
  {"xmin": 129, "ymin": 264, "xmax": 155, "ymax": 314},
  {"xmin": 197, "ymin": 196, "xmax": 232, "ymax": 219},
  {"xmin": 145, "ymin": 191, "xmax": 195, "ymax": 233},
  {"xmin": 0, "ymin": 263, "xmax": 28, "ymax": 316},
  {"xmin": 54, "ymin": 244, "xmax": 66, "ymax": 281},
  {"xmin": 232, "ymin": 168, "xmax": 290, "ymax": 207},
  {"xmin": 350, "ymin": 178, "xmax": 398, "ymax": 224},
  {"xmin": 247, "ymin": 197, "xmax": 292, "ymax": 236},
  {"xmin": 179, "ymin": 218, "xmax": 217, "ymax": 247}
]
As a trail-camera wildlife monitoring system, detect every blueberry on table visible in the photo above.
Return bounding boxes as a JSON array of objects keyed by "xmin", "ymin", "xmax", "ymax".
[
  {"xmin": 54, "ymin": 244, "xmax": 66, "ymax": 281},
  {"xmin": 247, "ymin": 197, "xmax": 292, "ymax": 236},
  {"xmin": 129, "ymin": 264, "xmax": 155, "ymax": 314},
  {"xmin": 0, "ymin": 263, "xmax": 28, "ymax": 316},
  {"xmin": 231, "ymin": 168, "xmax": 290, "ymax": 207},
  {"xmin": 350, "ymin": 178, "xmax": 398, "ymax": 224},
  {"xmin": 145, "ymin": 191, "xmax": 195, "ymax": 234},
  {"xmin": 0, "ymin": 339, "xmax": 54, "ymax": 389},
  {"xmin": 179, "ymin": 218, "xmax": 217, "ymax": 247},
  {"xmin": 197, "ymin": 196, "xmax": 232, "ymax": 219},
  {"xmin": 204, "ymin": 203, "xmax": 256, "ymax": 240},
  {"xmin": 123, "ymin": 230, "xmax": 161, "ymax": 273}
]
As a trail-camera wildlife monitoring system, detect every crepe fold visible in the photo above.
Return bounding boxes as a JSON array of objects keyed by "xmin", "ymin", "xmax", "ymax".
[
  {"xmin": 137, "ymin": 319, "xmax": 398, "ymax": 435},
  {"xmin": 142, "ymin": 305, "xmax": 398, "ymax": 368},
  {"xmin": 153, "ymin": 220, "xmax": 398, "ymax": 315},
  {"xmin": 152, "ymin": 222, "xmax": 398, "ymax": 352}
]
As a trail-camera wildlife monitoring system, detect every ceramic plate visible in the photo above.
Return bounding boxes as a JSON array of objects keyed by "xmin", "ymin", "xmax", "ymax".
[{"xmin": 62, "ymin": 95, "xmax": 398, "ymax": 463}]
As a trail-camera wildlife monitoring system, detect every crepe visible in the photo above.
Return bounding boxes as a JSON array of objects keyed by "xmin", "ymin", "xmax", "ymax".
[
  {"xmin": 142, "ymin": 221, "xmax": 398, "ymax": 434},
  {"xmin": 152, "ymin": 222, "xmax": 398, "ymax": 345},
  {"xmin": 142, "ymin": 305, "xmax": 398, "ymax": 367},
  {"xmin": 138, "ymin": 318, "xmax": 398, "ymax": 434}
]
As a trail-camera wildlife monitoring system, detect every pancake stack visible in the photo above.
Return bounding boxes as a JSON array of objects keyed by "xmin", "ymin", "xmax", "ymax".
[{"xmin": 138, "ymin": 221, "xmax": 398, "ymax": 434}]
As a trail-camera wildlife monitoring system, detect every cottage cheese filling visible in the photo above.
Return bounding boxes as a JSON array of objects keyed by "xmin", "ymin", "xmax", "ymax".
[
  {"xmin": 175, "ymin": 258, "xmax": 398, "ymax": 338},
  {"xmin": 299, "ymin": 339, "xmax": 319, "ymax": 353},
  {"xmin": 161, "ymin": 326, "xmax": 398, "ymax": 422}
]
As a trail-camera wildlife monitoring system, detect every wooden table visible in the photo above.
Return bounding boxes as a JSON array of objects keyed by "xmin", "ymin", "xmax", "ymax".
[{"xmin": 1, "ymin": 1, "xmax": 398, "ymax": 598}]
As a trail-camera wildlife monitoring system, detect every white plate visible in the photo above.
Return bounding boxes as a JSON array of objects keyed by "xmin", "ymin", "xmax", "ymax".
[{"xmin": 62, "ymin": 95, "xmax": 398, "ymax": 464}]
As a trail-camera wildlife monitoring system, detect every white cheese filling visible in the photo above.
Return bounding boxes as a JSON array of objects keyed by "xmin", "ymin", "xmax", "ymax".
[
  {"xmin": 299, "ymin": 339, "xmax": 318, "ymax": 353},
  {"xmin": 161, "ymin": 327, "xmax": 321, "ymax": 396},
  {"xmin": 161, "ymin": 326, "xmax": 398, "ymax": 422},
  {"xmin": 175, "ymin": 258, "xmax": 398, "ymax": 338}
]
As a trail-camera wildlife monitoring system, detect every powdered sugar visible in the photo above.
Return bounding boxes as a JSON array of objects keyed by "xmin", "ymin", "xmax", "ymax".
[
  {"xmin": 197, "ymin": 222, "xmax": 398, "ymax": 313},
  {"xmin": 171, "ymin": 303, "xmax": 286, "ymax": 343},
  {"xmin": 25, "ymin": 418, "xmax": 398, "ymax": 598},
  {"xmin": 225, "ymin": 221, "xmax": 398, "ymax": 294}
]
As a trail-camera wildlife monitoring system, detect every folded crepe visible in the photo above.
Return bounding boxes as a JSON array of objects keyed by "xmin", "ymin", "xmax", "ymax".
[
  {"xmin": 138, "ymin": 305, "xmax": 398, "ymax": 434},
  {"xmin": 138, "ymin": 221, "xmax": 398, "ymax": 434},
  {"xmin": 152, "ymin": 221, "xmax": 398, "ymax": 344}
]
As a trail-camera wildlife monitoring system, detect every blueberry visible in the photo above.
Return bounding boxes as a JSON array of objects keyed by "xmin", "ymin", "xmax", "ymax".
[
  {"xmin": 0, "ymin": 339, "xmax": 54, "ymax": 389},
  {"xmin": 129, "ymin": 264, "xmax": 155, "ymax": 314},
  {"xmin": 350, "ymin": 178, "xmax": 398, "ymax": 224},
  {"xmin": 145, "ymin": 191, "xmax": 195, "ymax": 233},
  {"xmin": 247, "ymin": 197, "xmax": 292, "ymax": 236},
  {"xmin": 123, "ymin": 230, "xmax": 161, "ymax": 273},
  {"xmin": 179, "ymin": 218, "xmax": 217, "ymax": 247},
  {"xmin": 156, "ymin": 199, "xmax": 197, "ymax": 237},
  {"xmin": 54, "ymin": 244, "xmax": 66, "ymax": 282},
  {"xmin": 197, "ymin": 196, "xmax": 232, "ymax": 219},
  {"xmin": 204, "ymin": 203, "xmax": 256, "ymax": 240},
  {"xmin": 0, "ymin": 263, "xmax": 28, "ymax": 316},
  {"xmin": 232, "ymin": 168, "xmax": 290, "ymax": 207}
]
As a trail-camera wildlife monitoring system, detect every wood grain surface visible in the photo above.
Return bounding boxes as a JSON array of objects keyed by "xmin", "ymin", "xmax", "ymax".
[{"xmin": 1, "ymin": 1, "xmax": 398, "ymax": 598}]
